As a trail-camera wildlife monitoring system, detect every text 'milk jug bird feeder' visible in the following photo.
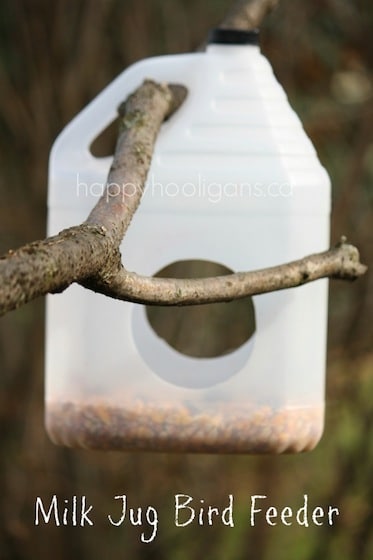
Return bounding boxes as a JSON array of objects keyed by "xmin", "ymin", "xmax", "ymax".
[{"xmin": 46, "ymin": 29, "xmax": 331, "ymax": 453}]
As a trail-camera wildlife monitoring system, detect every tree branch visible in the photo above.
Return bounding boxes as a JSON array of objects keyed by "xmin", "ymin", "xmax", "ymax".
[
  {"xmin": 0, "ymin": 80, "xmax": 187, "ymax": 316},
  {"xmin": 0, "ymin": 224, "xmax": 118, "ymax": 314},
  {"xmin": 219, "ymin": 0, "xmax": 279, "ymax": 30},
  {"xmin": 85, "ymin": 81, "xmax": 188, "ymax": 244},
  {"xmin": 0, "ymin": 0, "xmax": 368, "ymax": 318},
  {"xmin": 84, "ymin": 239, "xmax": 368, "ymax": 306}
]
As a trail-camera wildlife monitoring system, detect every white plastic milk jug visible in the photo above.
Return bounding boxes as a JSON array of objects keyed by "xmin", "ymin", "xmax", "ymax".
[{"xmin": 46, "ymin": 29, "xmax": 331, "ymax": 453}]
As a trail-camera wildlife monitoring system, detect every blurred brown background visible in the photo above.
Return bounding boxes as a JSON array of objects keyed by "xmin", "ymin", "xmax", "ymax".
[{"xmin": 0, "ymin": 1, "xmax": 372, "ymax": 558}]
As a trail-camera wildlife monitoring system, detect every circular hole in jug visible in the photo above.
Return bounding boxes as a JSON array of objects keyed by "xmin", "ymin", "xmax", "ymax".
[{"xmin": 146, "ymin": 259, "xmax": 256, "ymax": 359}]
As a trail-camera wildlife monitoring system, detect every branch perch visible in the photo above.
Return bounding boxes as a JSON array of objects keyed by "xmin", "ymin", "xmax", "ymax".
[
  {"xmin": 0, "ymin": 80, "xmax": 187, "ymax": 316},
  {"xmin": 85, "ymin": 239, "xmax": 367, "ymax": 306},
  {"xmin": 0, "ymin": 0, "xmax": 368, "ymax": 318}
]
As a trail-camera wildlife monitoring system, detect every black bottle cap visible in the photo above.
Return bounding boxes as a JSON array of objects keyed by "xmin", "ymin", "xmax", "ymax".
[{"xmin": 208, "ymin": 28, "xmax": 259, "ymax": 46}]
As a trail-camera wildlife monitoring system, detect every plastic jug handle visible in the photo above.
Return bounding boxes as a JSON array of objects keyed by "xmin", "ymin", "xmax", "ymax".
[{"xmin": 52, "ymin": 67, "xmax": 148, "ymax": 169}]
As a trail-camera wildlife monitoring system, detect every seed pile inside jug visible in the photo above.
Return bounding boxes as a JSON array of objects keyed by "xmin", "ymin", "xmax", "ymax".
[{"xmin": 46, "ymin": 399, "xmax": 323, "ymax": 454}]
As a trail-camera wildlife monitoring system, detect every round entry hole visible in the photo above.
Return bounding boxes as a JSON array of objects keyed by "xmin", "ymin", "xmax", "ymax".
[{"xmin": 146, "ymin": 260, "xmax": 256, "ymax": 359}]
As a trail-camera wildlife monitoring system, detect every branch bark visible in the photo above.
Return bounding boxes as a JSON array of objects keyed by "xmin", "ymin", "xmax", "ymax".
[
  {"xmin": 219, "ymin": 0, "xmax": 279, "ymax": 30},
  {"xmin": 0, "ymin": 80, "xmax": 187, "ymax": 316},
  {"xmin": 85, "ymin": 81, "xmax": 188, "ymax": 244},
  {"xmin": 0, "ymin": 0, "xmax": 368, "ymax": 318},
  {"xmin": 84, "ymin": 239, "xmax": 367, "ymax": 306}
]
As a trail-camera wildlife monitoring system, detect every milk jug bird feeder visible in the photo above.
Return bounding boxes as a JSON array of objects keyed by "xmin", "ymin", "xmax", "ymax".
[{"xmin": 46, "ymin": 28, "xmax": 331, "ymax": 453}]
